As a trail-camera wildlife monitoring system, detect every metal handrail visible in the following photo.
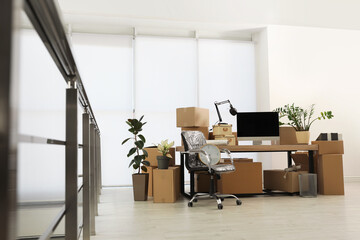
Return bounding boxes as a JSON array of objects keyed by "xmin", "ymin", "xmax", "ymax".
[{"xmin": 38, "ymin": 205, "xmax": 66, "ymax": 240}]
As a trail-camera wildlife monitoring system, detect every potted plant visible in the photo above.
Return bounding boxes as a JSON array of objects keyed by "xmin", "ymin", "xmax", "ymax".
[
  {"xmin": 156, "ymin": 139, "xmax": 174, "ymax": 169},
  {"xmin": 122, "ymin": 115, "xmax": 150, "ymax": 201},
  {"xmin": 274, "ymin": 104, "xmax": 334, "ymax": 144}
]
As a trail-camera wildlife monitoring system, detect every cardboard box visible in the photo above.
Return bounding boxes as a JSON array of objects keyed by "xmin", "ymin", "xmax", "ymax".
[
  {"xmin": 142, "ymin": 166, "xmax": 157, "ymax": 196},
  {"xmin": 279, "ymin": 126, "xmax": 298, "ymax": 145},
  {"xmin": 153, "ymin": 167, "xmax": 180, "ymax": 203},
  {"xmin": 311, "ymin": 141, "xmax": 344, "ymax": 155},
  {"xmin": 143, "ymin": 146, "xmax": 175, "ymax": 167},
  {"xmin": 291, "ymin": 152, "xmax": 318, "ymax": 173},
  {"xmin": 263, "ymin": 170, "xmax": 308, "ymax": 193},
  {"xmin": 213, "ymin": 124, "xmax": 233, "ymax": 136},
  {"xmin": 181, "ymin": 127, "xmax": 209, "ymax": 145},
  {"xmin": 221, "ymin": 158, "xmax": 253, "ymax": 163},
  {"xmin": 317, "ymin": 154, "xmax": 344, "ymax": 195},
  {"xmin": 214, "ymin": 135, "xmax": 236, "ymax": 146},
  {"xmin": 176, "ymin": 107, "xmax": 209, "ymax": 127},
  {"xmin": 217, "ymin": 162, "xmax": 263, "ymax": 194},
  {"xmin": 209, "ymin": 132, "xmax": 238, "ymax": 145}
]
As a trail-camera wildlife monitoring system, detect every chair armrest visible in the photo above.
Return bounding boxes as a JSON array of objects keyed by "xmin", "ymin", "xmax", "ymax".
[
  {"xmin": 181, "ymin": 149, "xmax": 212, "ymax": 172},
  {"xmin": 220, "ymin": 148, "xmax": 233, "ymax": 165}
]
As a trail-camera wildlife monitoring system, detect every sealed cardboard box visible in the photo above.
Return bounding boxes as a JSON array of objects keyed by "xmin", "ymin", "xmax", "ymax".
[
  {"xmin": 279, "ymin": 126, "xmax": 298, "ymax": 145},
  {"xmin": 213, "ymin": 124, "xmax": 232, "ymax": 136},
  {"xmin": 142, "ymin": 166, "xmax": 157, "ymax": 196},
  {"xmin": 317, "ymin": 154, "xmax": 344, "ymax": 195},
  {"xmin": 181, "ymin": 127, "xmax": 209, "ymax": 145},
  {"xmin": 153, "ymin": 167, "xmax": 180, "ymax": 203},
  {"xmin": 291, "ymin": 152, "xmax": 318, "ymax": 173},
  {"xmin": 217, "ymin": 162, "xmax": 263, "ymax": 194},
  {"xmin": 143, "ymin": 146, "xmax": 175, "ymax": 167},
  {"xmin": 209, "ymin": 132, "xmax": 238, "ymax": 145},
  {"xmin": 311, "ymin": 141, "xmax": 344, "ymax": 155},
  {"xmin": 176, "ymin": 107, "xmax": 209, "ymax": 127},
  {"xmin": 264, "ymin": 170, "xmax": 308, "ymax": 193}
]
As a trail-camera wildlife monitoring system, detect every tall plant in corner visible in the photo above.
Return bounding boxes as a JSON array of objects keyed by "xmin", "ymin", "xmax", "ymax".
[{"xmin": 122, "ymin": 115, "xmax": 150, "ymax": 201}]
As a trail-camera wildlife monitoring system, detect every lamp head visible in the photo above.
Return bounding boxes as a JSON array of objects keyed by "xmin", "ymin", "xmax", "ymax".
[{"xmin": 229, "ymin": 104, "xmax": 237, "ymax": 116}]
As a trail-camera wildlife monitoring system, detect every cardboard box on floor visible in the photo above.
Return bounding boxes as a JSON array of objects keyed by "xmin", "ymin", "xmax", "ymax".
[
  {"xmin": 195, "ymin": 159, "xmax": 253, "ymax": 193},
  {"xmin": 311, "ymin": 140, "xmax": 344, "ymax": 155},
  {"xmin": 143, "ymin": 146, "xmax": 175, "ymax": 167},
  {"xmin": 153, "ymin": 167, "xmax": 180, "ymax": 203},
  {"xmin": 181, "ymin": 126, "xmax": 209, "ymax": 145},
  {"xmin": 264, "ymin": 170, "xmax": 308, "ymax": 193},
  {"xmin": 176, "ymin": 107, "xmax": 209, "ymax": 127},
  {"xmin": 291, "ymin": 152, "xmax": 318, "ymax": 173},
  {"xmin": 317, "ymin": 154, "xmax": 344, "ymax": 195},
  {"xmin": 217, "ymin": 162, "xmax": 263, "ymax": 194},
  {"xmin": 279, "ymin": 126, "xmax": 298, "ymax": 145},
  {"xmin": 142, "ymin": 166, "xmax": 157, "ymax": 197}
]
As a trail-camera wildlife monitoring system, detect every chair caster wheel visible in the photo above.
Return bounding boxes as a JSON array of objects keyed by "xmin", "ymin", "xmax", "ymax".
[
  {"xmin": 193, "ymin": 198, "xmax": 198, "ymax": 202},
  {"xmin": 236, "ymin": 200, "xmax": 242, "ymax": 205},
  {"xmin": 218, "ymin": 204, "xmax": 223, "ymax": 210},
  {"xmin": 188, "ymin": 202, "xmax": 193, "ymax": 207}
]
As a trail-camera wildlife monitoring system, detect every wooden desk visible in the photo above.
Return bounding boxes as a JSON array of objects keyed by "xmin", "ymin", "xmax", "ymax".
[{"xmin": 176, "ymin": 144, "xmax": 319, "ymax": 199}]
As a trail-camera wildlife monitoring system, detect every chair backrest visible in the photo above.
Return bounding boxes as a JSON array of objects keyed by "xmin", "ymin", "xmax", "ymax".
[{"xmin": 181, "ymin": 131, "xmax": 207, "ymax": 170}]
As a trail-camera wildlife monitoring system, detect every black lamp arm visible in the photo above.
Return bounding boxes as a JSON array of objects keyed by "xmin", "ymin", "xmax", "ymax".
[{"xmin": 214, "ymin": 100, "xmax": 231, "ymax": 124}]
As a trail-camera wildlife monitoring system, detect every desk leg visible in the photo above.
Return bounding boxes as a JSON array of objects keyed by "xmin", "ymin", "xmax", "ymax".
[
  {"xmin": 180, "ymin": 153, "xmax": 185, "ymax": 195},
  {"xmin": 287, "ymin": 151, "xmax": 292, "ymax": 167},
  {"xmin": 190, "ymin": 172, "xmax": 195, "ymax": 198},
  {"xmin": 309, "ymin": 150, "xmax": 314, "ymax": 173}
]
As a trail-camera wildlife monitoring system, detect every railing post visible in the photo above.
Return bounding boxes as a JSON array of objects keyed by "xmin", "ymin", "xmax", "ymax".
[
  {"xmin": 82, "ymin": 113, "xmax": 90, "ymax": 240},
  {"xmin": 95, "ymin": 131, "xmax": 101, "ymax": 205},
  {"xmin": 89, "ymin": 123, "xmax": 96, "ymax": 235},
  {"xmin": 65, "ymin": 87, "xmax": 78, "ymax": 240}
]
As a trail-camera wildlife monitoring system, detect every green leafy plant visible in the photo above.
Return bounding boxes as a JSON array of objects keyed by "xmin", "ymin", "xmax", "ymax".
[
  {"xmin": 157, "ymin": 139, "xmax": 174, "ymax": 158},
  {"xmin": 274, "ymin": 103, "xmax": 334, "ymax": 131},
  {"xmin": 121, "ymin": 116, "xmax": 150, "ymax": 173}
]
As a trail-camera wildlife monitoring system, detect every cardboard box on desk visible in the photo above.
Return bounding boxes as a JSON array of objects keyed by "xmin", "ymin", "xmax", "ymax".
[
  {"xmin": 214, "ymin": 135, "xmax": 236, "ymax": 146},
  {"xmin": 279, "ymin": 126, "xmax": 298, "ymax": 145},
  {"xmin": 143, "ymin": 146, "xmax": 175, "ymax": 167},
  {"xmin": 317, "ymin": 154, "xmax": 344, "ymax": 195},
  {"xmin": 209, "ymin": 132, "xmax": 238, "ymax": 145},
  {"xmin": 213, "ymin": 124, "xmax": 232, "ymax": 136},
  {"xmin": 153, "ymin": 167, "xmax": 180, "ymax": 203},
  {"xmin": 141, "ymin": 166, "xmax": 157, "ymax": 196},
  {"xmin": 311, "ymin": 141, "xmax": 344, "ymax": 155},
  {"xmin": 264, "ymin": 170, "xmax": 308, "ymax": 193},
  {"xmin": 181, "ymin": 127, "xmax": 209, "ymax": 145},
  {"xmin": 176, "ymin": 107, "xmax": 209, "ymax": 127}
]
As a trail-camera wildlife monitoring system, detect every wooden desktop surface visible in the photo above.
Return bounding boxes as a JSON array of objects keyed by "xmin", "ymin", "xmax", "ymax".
[{"xmin": 176, "ymin": 144, "xmax": 318, "ymax": 152}]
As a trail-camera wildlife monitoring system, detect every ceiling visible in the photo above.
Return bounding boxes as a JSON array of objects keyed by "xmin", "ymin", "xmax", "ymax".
[{"xmin": 53, "ymin": 0, "xmax": 360, "ymax": 38}]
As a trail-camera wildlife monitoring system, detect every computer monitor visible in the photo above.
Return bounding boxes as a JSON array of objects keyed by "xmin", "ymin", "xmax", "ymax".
[{"xmin": 237, "ymin": 112, "xmax": 280, "ymax": 145}]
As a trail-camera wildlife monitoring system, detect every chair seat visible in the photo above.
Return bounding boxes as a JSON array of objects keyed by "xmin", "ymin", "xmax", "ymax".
[{"xmin": 212, "ymin": 164, "xmax": 235, "ymax": 173}]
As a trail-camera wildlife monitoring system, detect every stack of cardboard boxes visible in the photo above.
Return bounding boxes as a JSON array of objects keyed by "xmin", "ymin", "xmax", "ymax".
[
  {"xmin": 176, "ymin": 107, "xmax": 210, "ymax": 141},
  {"xmin": 212, "ymin": 124, "xmax": 236, "ymax": 145}
]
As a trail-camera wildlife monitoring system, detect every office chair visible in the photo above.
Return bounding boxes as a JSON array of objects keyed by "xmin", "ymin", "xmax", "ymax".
[{"xmin": 181, "ymin": 131, "xmax": 242, "ymax": 210}]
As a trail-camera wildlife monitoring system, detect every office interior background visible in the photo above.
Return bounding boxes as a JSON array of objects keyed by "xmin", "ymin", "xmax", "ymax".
[{"xmin": 3, "ymin": 0, "xmax": 360, "ymax": 239}]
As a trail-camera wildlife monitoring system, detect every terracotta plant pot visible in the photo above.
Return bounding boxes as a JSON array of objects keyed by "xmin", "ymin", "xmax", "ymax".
[
  {"xmin": 157, "ymin": 156, "xmax": 170, "ymax": 169},
  {"xmin": 132, "ymin": 173, "xmax": 149, "ymax": 201},
  {"xmin": 295, "ymin": 131, "xmax": 310, "ymax": 144}
]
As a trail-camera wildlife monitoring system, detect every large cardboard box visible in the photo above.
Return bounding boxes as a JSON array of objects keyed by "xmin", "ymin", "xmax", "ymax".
[
  {"xmin": 176, "ymin": 107, "xmax": 209, "ymax": 127},
  {"xmin": 279, "ymin": 126, "xmax": 298, "ymax": 145},
  {"xmin": 195, "ymin": 159, "xmax": 253, "ymax": 192},
  {"xmin": 263, "ymin": 170, "xmax": 308, "ymax": 193},
  {"xmin": 143, "ymin": 146, "xmax": 175, "ymax": 167},
  {"xmin": 317, "ymin": 154, "xmax": 344, "ymax": 195},
  {"xmin": 153, "ymin": 167, "xmax": 180, "ymax": 203},
  {"xmin": 217, "ymin": 162, "xmax": 263, "ymax": 194},
  {"xmin": 181, "ymin": 126, "xmax": 209, "ymax": 146},
  {"xmin": 311, "ymin": 141, "xmax": 344, "ymax": 155},
  {"xmin": 142, "ymin": 166, "xmax": 157, "ymax": 196},
  {"xmin": 291, "ymin": 152, "xmax": 318, "ymax": 173}
]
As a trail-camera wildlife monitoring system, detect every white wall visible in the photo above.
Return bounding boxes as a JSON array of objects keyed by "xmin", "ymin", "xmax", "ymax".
[{"xmin": 265, "ymin": 25, "xmax": 360, "ymax": 176}]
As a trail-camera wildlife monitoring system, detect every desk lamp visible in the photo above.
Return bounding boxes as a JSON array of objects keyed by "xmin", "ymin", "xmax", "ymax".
[{"xmin": 214, "ymin": 100, "xmax": 237, "ymax": 125}]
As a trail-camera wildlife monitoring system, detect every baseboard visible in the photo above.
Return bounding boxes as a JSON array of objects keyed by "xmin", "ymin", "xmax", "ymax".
[{"xmin": 344, "ymin": 176, "xmax": 360, "ymax": 182}]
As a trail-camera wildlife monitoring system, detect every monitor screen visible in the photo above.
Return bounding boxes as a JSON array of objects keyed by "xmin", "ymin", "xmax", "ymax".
[{"xmin": 237, "ymin": 112, "xmax": 279, "ymax": 139}]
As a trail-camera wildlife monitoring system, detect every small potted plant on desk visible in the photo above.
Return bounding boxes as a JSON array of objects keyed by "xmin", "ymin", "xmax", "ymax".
[
  {"xmin": 122, "ymin": 115, "xmax": 150, "ymax": 201},
  {"xmin": 274, "ymin": 103, "xmax": 334, "ymax": 144},
  {"xmin": 156, "ymin": 139, "xmax": 174, "ymax": 169}
]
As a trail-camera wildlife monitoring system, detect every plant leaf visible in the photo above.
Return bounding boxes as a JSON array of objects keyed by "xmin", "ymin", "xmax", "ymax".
[
  {"xmin": 141, "ymin": 166, "xmax": 147, "ymax": 172},
  {"xmin": 121, "ymin": 138, "xmax": 131, "ymax": 145},
  {"xmin": 142, "ymin": 160, "xmax": 150, "ymax": 166},
  {"xmin": 139, "ymin": 115, "xmax": 144, "ymax": 122},
  {"xmin": 142, "ymin": 149, "xmax": 148, "ymax": 157},
  {"xmin": 135, "ymin": 140, "xmax": 144, "ymax": 149},
  {"xmin": 127, "ymin": 147, "xmax": 137, "ymax": 157},
  {"xmin": 128, "ymin": 159, "xmax": 135, "ymax": 168},
  {"xmin": 138, "ymin": 134, "xmax": 146, "ymax": 143}
]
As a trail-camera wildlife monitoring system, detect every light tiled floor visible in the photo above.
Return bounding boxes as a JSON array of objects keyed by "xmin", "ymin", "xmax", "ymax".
[{"xmin": 92, "ymin": 181, "xmax": 360, "ymax": 240}]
